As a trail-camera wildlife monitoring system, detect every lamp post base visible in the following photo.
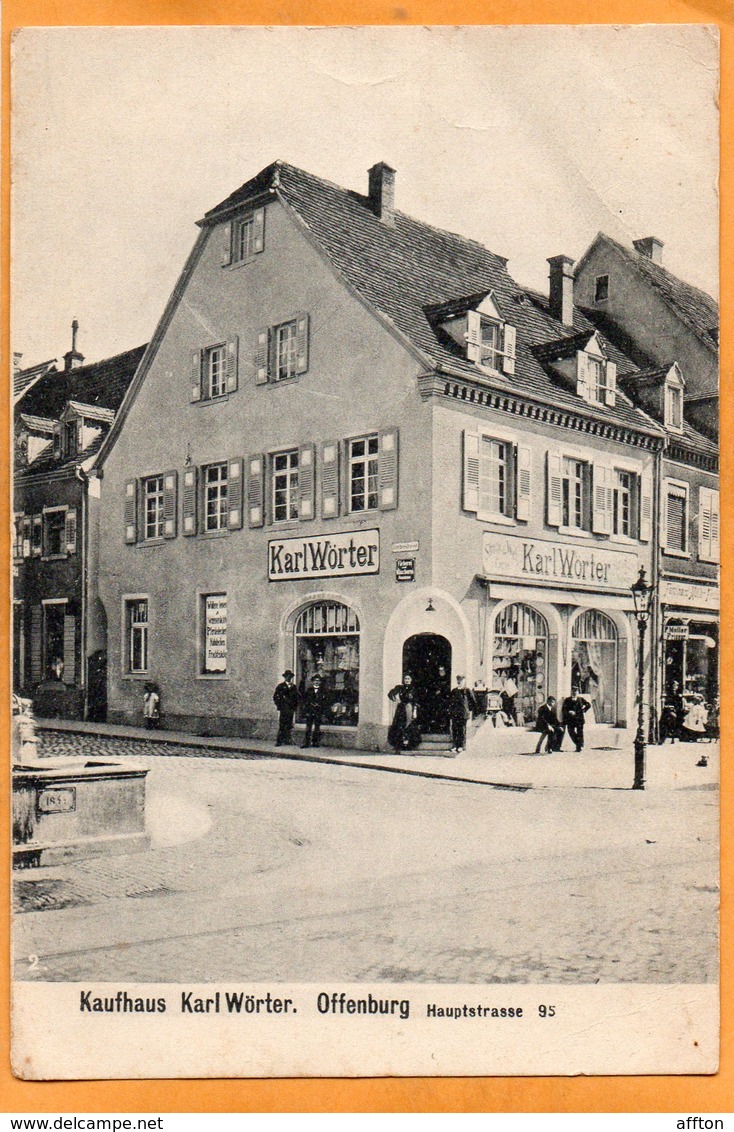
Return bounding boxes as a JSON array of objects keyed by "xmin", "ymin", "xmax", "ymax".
[{"xmin": 633, "ymin": 734, "xmax": 646, "ymax": 790}]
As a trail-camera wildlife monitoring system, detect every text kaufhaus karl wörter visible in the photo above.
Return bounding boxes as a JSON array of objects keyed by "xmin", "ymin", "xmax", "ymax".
[{"xmin": 79, "ymin": 990, "xmax": 528, "ymax": 1021}]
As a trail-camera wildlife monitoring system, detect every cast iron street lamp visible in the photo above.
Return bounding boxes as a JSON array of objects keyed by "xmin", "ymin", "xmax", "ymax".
[{"xmin": 631, "ymin": 567, "xmax": 655, "ymax": 790}]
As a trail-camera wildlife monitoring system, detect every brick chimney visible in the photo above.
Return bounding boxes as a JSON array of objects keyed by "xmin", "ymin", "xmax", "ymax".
[
  {"xmin": 63, "ymin": 318, "xmax": 85, "ymax": 372},
  {"xmin": 547, "ymin": 255, "xmax": 575, "ymax": 327},
  {"xmin": 633, "ymin": 236, "xmax": 664, "ymax": 264},
  {"xmin": 368, "ymin": 162, "xmax": 396, "ymax": 225}
]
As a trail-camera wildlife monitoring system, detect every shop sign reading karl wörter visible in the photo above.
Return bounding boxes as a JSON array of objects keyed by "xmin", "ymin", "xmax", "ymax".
[
  {"xmin": 482, "ymin": 532, "xmax": 639, "ymax": 592},
  {"xmin": 269, "ymin": 529, "xmax": 380, "ymax": 581}
]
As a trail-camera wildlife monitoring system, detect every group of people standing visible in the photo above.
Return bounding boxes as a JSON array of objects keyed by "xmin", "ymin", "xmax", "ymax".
[
  {"xmin": 534, "ymin": 690, "xmax": 591, "ymax": 754},
  {"xmin": 659, "ymin": 681, "xmax": 717, "ymax": 745},
  {"xmin": 273, "ymin": 669, "xmax": 328, "ymax": 749},
  {"xmin": 387, "ymin": 673, "xmax": 477, "ymax": 754}
]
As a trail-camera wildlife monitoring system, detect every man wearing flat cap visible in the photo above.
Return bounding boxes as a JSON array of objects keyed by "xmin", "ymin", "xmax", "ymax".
[{"xmin": 273, "ymin": 669, "xmax": 299, "ymax": 746}]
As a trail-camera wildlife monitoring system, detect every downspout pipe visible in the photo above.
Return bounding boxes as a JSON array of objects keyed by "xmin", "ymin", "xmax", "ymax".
[{"xmin": 75, "ymin": 465, "xmax": 88, "ymax": 720}]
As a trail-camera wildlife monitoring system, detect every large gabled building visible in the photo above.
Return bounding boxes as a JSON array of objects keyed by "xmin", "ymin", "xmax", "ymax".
[
  {"xmin": 94, "ymin": 161, "xmax": 666, "ymax": 749},
  {"xmin": 13, "ymin": 338, "xmax": 146, "ymax": 719}
]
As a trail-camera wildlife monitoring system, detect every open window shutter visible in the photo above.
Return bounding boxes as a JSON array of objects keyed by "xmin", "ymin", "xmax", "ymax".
[
  {"xmin": 698, "ymin": 487, "xmax": 711, "ymax": 559},
  {"xmin": 604, "ymin": 361, "xmax": 617, "ymax": 407},
  {"xmin": 546, "ymin": 453, "xmax": 563, "ymax": 527},
  {"xmin": 124, "ymin": 480, "xmax": 138, "ymax": 544},
  {"xmin": 592, "ymin": 464, "xmax": 611, "ymax": 534},
  {"xmin": 255, "ymin": 328, "xmax": 270, "ymax": 384},
  {"xmin": 298, "ymin": 444, "xmax": 315, "ymax": 520},
  {"xmin": 466, "ymin": 310, "xmax": 481, "ymax": 363},
  {"xmin": 31, "ymin": 515, "xmax": 42, "ymax": 557},
  {"xmin": 576, "ymin": 352, "xmax": 590, "ymax": 400},
  {"xmin": 53, "ymin": 426, "xmax": 61, "ymax": 459},
  {"xmin": 182, "ymin": 467, "xmax": 198, "ymax": 536},
  {"xmin": 22, "ymin": 517, "xmax": 31, "ymax": 558},
  {"xmin": 463, "ymin": 431, "xmax": 480, "ymax": 513},
  {"xmin": 162, "ymin": 472, "xmax": 178, "ymax": 538},
  {"xmin": 225, "ymin": 337, "xmax": 239, "ymax": 394},
  {"xmin": 191, "ymin": 349, "xmax": 202, "ymax": 402},
  {"xmin": 227, "ymin": 459, "xmax": 243, "ymax": 530},
  {"xmin": 253, "ymin": 207, "xmax": 265, "ymax": 254},
  {"xmin": 65, "ymin": 509, "xmax": 78, "ymax": 554},
  {"xmin": 710, "ymin": 490, "xmax": 720, "ymax": 562},
  {"xmin": 221, "ymin": 221, "xmax": 232, "ymax": 267},
  {"xmin": 296, "ymin": 313, "xmax": 310, "ymax": 374},
  {"xmin": 321, "ymin": 440, "xmax": 340, "ymax": 519},
  {"xmin": 640, "ymin": 469, "xmax": 653, "ymax": 543},
  {"xmin": 30, "ymin": 606, "xmax": 42, "ymax": 684},
  {"xmin": 62, "ymin": 615, "xmax": 76, "ymax": 685},
  {"xmin": 247, "ymin": 454, "xmax": 265, "ymax": 527},
  {"xmin": 502, "ymin": 324, "xmax": 517, "ymax": 375},
  {"xmin": 516, "ymin": 445, "xmax": 532, "ymax": 521},
  {"xmin": 378, "ymin": 428, "xmax": 399, "ymax": 511}
]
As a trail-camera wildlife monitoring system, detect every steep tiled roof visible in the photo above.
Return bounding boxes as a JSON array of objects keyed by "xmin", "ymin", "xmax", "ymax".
[
  {"xmin": 13, "ymin": 359, "xmax": 58, "ymax": 400},
  {"xmin": 15, "ymin": 433, "xmax": 105, "ymax": 480},
  {"xmin": 590, "ymin": 234, "xmax": 719, "ymax": 353},
  {"xmin": 14, "ymin": 345, "xmax": 146, "ymax": 421},
  {"xmin": 202, "ymin": 161, "xmax": 663, "ymax": 438},
  {"xmin": 670, "ymin": 422, "xmax": 719, "ymax": 461},
  {"xmin": 17, "ymin": 413, "xmax": 55, "ymax": 433},
  {"xmin": 65, "ymin": 400, "xmax": 116, "ymax": 423}
]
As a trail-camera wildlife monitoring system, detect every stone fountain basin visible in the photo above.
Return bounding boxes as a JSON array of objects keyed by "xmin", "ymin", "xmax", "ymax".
[{"xmin": 12, "ymin": 758, "xmax": 150, "ymax": 868}]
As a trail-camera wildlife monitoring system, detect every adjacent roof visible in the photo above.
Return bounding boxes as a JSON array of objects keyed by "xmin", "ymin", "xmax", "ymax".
[
  {"xmin": 13, "ymin": 359, "xmax": 58, "ymax": 401},
  {"xmin": 14, "ymin": 344, "xmax": 146, "ymax": 421},
  {"xmin": 579, "ymin": 233, "xmax": 719, "ymax": 355},
  {"xmin": 16, "ymin": 413, "xmax": 55, "ymax": 434},
  {"xmin": 200, "ymin": 161, "xmax": 663, "ymax": 438},
  {"xmin": 65, "ymin": 400, "xmax": 116, "ymax": 423},
  {"xmin": 15, "ymin": 433, "xmax": 106, "ymax": 481}
]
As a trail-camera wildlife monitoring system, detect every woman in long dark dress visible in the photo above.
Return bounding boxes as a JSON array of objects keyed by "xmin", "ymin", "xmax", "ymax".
[{"xmin": 387, "ymin": 674, "xmax": 420, "ymax": 753}]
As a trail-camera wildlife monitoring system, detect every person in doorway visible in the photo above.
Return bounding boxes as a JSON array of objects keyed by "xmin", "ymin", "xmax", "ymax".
[
  {"xmin": 535, "ymin": 695, "xmax": 563, "ymax": 754},
  {"xmin": 273, "ymin": 670, "xmax": 299, "ymax": 746},
  {"xmin": 302, "ymin": 675, "xmax": 328, "ymax": 748},
  {"xmin": 387, "ymin": 674, "xmax": 420, "ymax": 753},
  {"xmin": 659, "ymin": 694, "xmax": 682, "ymax": 743},
  {"xmin": 143, "ymin": 683, "xmax": 160, "ymax": 730},
  {"xmin": 448, "ymin": 675, "xmax": 476, "ymax": 753},
  {"xmin": 432, "ymin": 665, "xmax": 451, "ymax": 733},
  {"xmin": 500, "ymin": 675, "xmax": 518, "ymax": 725},
  {"xmin": 561, "ymin": 688, "xmax": 591, "ymax": 751}
]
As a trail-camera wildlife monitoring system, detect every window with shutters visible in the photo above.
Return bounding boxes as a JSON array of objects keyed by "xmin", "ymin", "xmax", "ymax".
[
  {"xmin": 227, "ymin": 207, "xmax": 265, "ymax": 265},
  {"xmin": 698, "ymin": 486, "xmax": 720, "ymax": 563},
  {"xmin": 272, "ymin": 450, "xmax": 300, "ymax": 522},
  {"xmin": 480, "ymin": 438, "xmax": 510, "ymax": 517},
  {"xmin": 236, "ymin": 216, "xmax": 256, "ymax": 262},
  {"xmin": 612, "ymin": 470, "xmax": 638, "ymax": 538},
  {"xmin": 463, "ymin": 430, "xmax": 529, "ymax": 523},
  {"xmin": 562, "ymin": 458, "xmax": 591, "ymax": 531},
  {"xmin": 587, "ymin": 357, "xmax": 609, "ymax": 404},
  {"xmin": 463, "ymin": 298, "xmax": 516, "ymax": 375},
  {"xmin": 665, "ymin": 384, "xmax": 684, "ymax": 431},
  {"xmin": 576, "ymin": 341, "xmax": 616, "ymax": 407},
  {"xmin": 204, "ymin": 344, "xmax": 227, "ymax": 399},
  {"xmin": 125, "ymin": 598, "xmax": 149, "ymax": 674},
  {"xmin": 143, "ymin": 475, "xmax": 165, "ymax": 540},
  {"xmin": 44, "ymin": 509, "xmax": 67, "ymax": 557},
  {"xmin": 203, "ymin": 463, "xmax": 228, "ymax": 532},
  {"xmin": 664, "ymin": 483, "xmax": 688, "ymax": 554},
  {"xmin": 348, "ymin": 435, "xmax": 379, "ymax": 513},
  {"xmin": 275, "ymin": 320, "xmax": 298, "ymax": 381},
  {"xmin": 479, "ymin": 318, "xmax": 504, "ymax": 371}
]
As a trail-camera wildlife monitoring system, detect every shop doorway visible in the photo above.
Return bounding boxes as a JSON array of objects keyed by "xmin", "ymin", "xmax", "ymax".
[
  {"xmin": 571, "ymin": 610, "xmax": 618, "ymax": 724},
  {"xmin": 492, "ymin": 603, "xmax": 548, "ymax": 725},
  {"xmin": 402, "ymin": 633, "xmax": 452, "ymax": 734}
]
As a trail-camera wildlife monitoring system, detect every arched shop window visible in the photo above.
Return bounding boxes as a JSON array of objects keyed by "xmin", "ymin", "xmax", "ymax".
[
  {"xmin": 572, "ymin": 610, "xmax": 618, "ymax": 724},
  {"xmin": 493, "ymin": 603, "xmax": 548, "ymax": 724},
  {"xmin": 294, "ymin": 601, "xmax": 360, "ymax": 727}
]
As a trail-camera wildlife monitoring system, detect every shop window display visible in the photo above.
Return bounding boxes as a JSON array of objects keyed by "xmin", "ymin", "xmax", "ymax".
[
  {"xmin": 294, "ymin": 601, "xmax": 360, "ymax": 727},
  {"xmin": 492, "ymin": 603, "xmax": 548, "ymax": 724},
  {"xmin": 571, "ymin": 609, "xmax": 617, "ymax": 724}
]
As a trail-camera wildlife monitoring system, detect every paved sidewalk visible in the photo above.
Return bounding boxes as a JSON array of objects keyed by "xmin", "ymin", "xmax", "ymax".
[{"xmin": 35, "ymin": 716, "xmax": 718, "ymax": 792}]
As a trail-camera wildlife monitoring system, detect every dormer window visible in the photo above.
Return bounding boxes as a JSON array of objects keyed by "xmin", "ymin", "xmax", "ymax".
[
  {"xmin": 577, "ymin": 335, "xmax": 616, "ymax": 407},
  {"xmin": 466, "ymin": 295, "xmax": 517, "ymax": 376},
  {"xmin": 64, "ymin": 420, "xmax": 78, "ymax": 458},
  {"xmin": 666, "ymin": 383, "xmax": 683, "ymax": 431},
  {"xmin": 480, "ymin": 317, "xmax": 503, "ymax": 371}
]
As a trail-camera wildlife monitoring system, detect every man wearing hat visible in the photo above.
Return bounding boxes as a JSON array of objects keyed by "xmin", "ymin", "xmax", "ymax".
[
  {"xmin": 302, "ymin": 674, "xmax": 329, "ymax": 748},
  {"xmin": 273, "ymin": 670, "xmax": 299, "ymax": 747}
]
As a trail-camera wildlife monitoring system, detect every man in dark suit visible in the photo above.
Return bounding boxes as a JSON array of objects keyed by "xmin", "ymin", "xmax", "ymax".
[
  {"xmin": 273, "ymin": 670, "xmax": 299, "ymax": 746},
  {"xmin": 302, "ymin": 675, "xmax": 329, "ymax": 748},
  {"xmin": 561, "ymin": 688, "xmax": 592, "ymax": 751},
  {"xmin": 448, "ymin": 675, "xmax": 477, "ymax": 753},
  {"xmin": 535, "ymin": 695, "xmax": 563, "ymax": 754}
]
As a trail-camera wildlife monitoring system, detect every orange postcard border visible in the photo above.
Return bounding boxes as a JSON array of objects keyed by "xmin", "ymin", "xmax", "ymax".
[{"xmin": 1, "ymin": 0, "xmax": 730, "ymax": 1114}]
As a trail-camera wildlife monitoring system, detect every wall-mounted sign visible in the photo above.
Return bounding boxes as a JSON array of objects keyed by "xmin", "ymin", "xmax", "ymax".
[
  {"xmin": 395, "ymin": 557, "xmax": 415, "ymax": 582},
  {"xmin": 269, "ymin": 529, "xmax": 380, "ymax": 581},
  {"xmin": 482, "ymin": 532, "xmax": 639, "ymax": 593},
  {"xmin": 665, "ymin": 624, "xmax": 690, "ymax": 640},
  {"xmin": 37, "ymin": 787, "xmax": 76, "ymax": 814},
  {"xmin": 660, "ymin": 580, "xmax": 719, "ymax": 612},
  {"xmin": 204, "ymin": 594, "xmax": 227, "ymax": 673},
  {"xmin": 391, "ymin": 541, "xmax": 419, "ymax": 554}
]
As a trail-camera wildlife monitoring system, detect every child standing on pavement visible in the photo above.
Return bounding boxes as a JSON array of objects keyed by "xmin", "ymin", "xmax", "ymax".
[{"xmin": 143, "ymin": 683, "xmax": 160, "ymax": 730}]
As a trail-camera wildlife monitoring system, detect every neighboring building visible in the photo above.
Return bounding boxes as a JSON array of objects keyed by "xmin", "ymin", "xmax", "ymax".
[
  {"xmin": 576, "ymin": 235, "xmax": 720, "ymax": 728},
  {"xmin": 95, "ymin": 161, "xmax": 666, "ymax": 748},
  {"xmin": 574, "ymin": 233, "xmax": 719, "ymax": 440},
  {"xmin": 13, "ymin": 336, "xmax": 146, "ymax": 719}
]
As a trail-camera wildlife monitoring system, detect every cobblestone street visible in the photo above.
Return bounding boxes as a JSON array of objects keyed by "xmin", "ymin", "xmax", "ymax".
[{"xmin": 13, "ymin": 731, "xmax": 719, "ymax": 985}]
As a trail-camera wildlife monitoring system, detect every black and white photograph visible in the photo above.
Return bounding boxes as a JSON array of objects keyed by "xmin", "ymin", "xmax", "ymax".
[{"xmin": 10, "ymin": 24, "xmax": 719, "ymax": 1078}]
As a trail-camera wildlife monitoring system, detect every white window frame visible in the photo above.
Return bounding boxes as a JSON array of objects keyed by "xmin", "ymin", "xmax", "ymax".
[
  {"xmin": 347, "ymin": 434, "xmax": 379, "ymax": 514},
  {"xmin": 275, "ymin": 320, "xmax": 298, "ymax": 382},
  {"xmin": 42, "ymin": 505, "xmax": 68, "ymax": 560},
  {"xmin": 143, "ymin": 474, "xmax": 165, "ymax": 541},
  {"xmin": 663, "ymin": 478, "xmax": 690, "ymax": 557},
  {"xmin": 271, "ymin": 449, "xmax": 300, "ymax": 524},
  {"xmin": 561, "ymin": 456, "xmax": 591, "ymax": 534},
  {"xmin": 235, "ymin": 215, "xmax": 256, "ymax": 263},
  {"xmin": 41, "ymin": 597, "xmax": 68, "ymax": 684},
  {"xmin": 122, "ymin": 595, "xmax": 149, "ymax": 677},
  {"xmin": 204, "ymin": 343, "xmax": 227, "ymax": 400},
  {"xmin": 665, "ymin": 383, "xmax": 684, "ymax": 432},
  {"xmin": 203, "ymin": 462, "xmax": 229, "ymax": 533},
  {"xmin": 479, "ymin": 316, "xmax": 504, "ymax": 373},
  {"xmin": 587, "ymin": 356, "xmax": 609, "ymax": 404},
  {"xmin": 612, "ymin": 468, "xmax": 636, "ymax": 539}
]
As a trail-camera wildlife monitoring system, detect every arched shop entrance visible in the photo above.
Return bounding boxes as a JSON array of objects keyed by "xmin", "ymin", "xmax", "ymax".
[
  {"xmin": 571, "ymin": 609, "xmax": 618, "ymax": 724},
  {"xmin": 492, "ymin": 604, "xmax": 548, "ymax": 725},
  {"xmin": 402, "ymin": 633, "xmax": 452, "ymax": 734},
  {"xmin": 294, "ymin": 600, "xmax": 360, "ymax": 727}
]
